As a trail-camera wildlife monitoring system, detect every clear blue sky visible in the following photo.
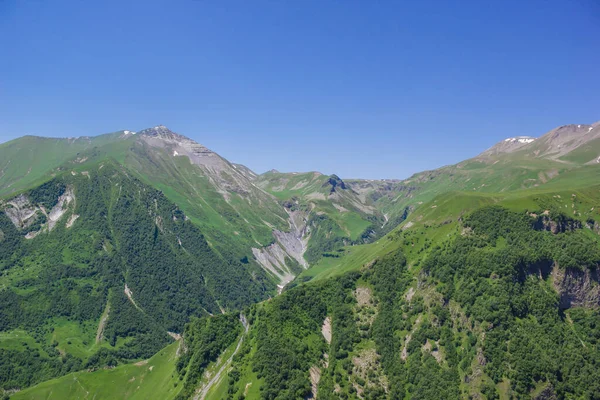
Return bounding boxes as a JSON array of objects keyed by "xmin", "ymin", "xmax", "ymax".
[{"xmin": 1, "ymin": 0, "xmax": 599, "ymax": 179}]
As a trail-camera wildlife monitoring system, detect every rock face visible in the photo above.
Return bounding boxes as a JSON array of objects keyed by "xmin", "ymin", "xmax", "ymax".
[
  {"xmin": 552, "ymin": 264, "xmax": 600, "ymax": 309},
  {"xmin": 252, "ymin": 208, "xmax": 310, "ymax": 289},
  {"xmin": 324, "ymin": 174, "xmax": 347, "ymax": 193},
  {"xmin": 46, "ymin": 186, "xmax": 75, "ymax": 231},
  {"xmin": 3, "ymin": 186, "xmax": 75, "ymax": 237},
  {"xmin": 4, "ymin": 194, "xmax": 38, "ymax": 228},
  {"xmin": 533, "ymin": 215, "xmax": 582, "ymax": 234},
  {"xmin": 138, "ymin": 125, "xmax": 271, "ymax": 202}
]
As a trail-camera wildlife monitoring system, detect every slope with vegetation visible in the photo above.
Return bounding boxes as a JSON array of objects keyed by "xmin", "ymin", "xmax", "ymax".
[
  {"xmin": 4, "ymin": 120, "xmax": 600, "ymax": 399},
  {"xmin": 0, "ymin": 163, "xmax": 271, "ymax": 396},
  {"xmin": 255, "ymin": 171, "xmax": 391, "ymax": 266}
]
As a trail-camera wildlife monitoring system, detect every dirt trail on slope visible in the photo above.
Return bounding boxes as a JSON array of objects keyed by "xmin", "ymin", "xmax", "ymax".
[{"xmin": 195, "ymin": 314, "xmax": 249, "ymax": 400}]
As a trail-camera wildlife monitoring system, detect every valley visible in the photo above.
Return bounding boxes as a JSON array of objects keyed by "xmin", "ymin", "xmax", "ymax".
[{"xmin": 2, "ymin": 121, "xmax": 600, "ymax": 399}]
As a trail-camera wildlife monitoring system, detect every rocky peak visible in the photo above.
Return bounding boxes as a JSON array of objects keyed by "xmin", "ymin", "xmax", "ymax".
[
  {"xmin": 478, "ymin": 136, "xmax": 536, "ymax": 158},
  {"xmin": 137, "ymin": 125, "xmax": 188, "ymax": 141},
  {"xmin": 529, "ymin": 123, "xmax": 600, "ymax": 159},
  {"xmin": 324, "ymin": 174, "xmax": 347, "ymax": 193}
]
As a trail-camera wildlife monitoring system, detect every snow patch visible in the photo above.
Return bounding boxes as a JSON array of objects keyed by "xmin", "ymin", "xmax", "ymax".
[
  {"xmin": 173, "ymin": 150, "xmax": 179, "ymax": 156},
  {"xmin": 504, "ymin": 137, "xmax": 535, "ymax": 144}
]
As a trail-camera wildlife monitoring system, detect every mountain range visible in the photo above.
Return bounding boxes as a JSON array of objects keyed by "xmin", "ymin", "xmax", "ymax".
[{"xmin": 2, "ymin": 120, "xmax": 600, "ymax": 400}]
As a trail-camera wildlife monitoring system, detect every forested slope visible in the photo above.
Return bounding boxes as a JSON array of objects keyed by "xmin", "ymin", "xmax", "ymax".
[
  {"xmin": 0, "ymin": 163, "xmax": 272, "ymax": 394},
  {"xmin": 214, "ymin": 206, "xmax": 600, "ymax": 399}
]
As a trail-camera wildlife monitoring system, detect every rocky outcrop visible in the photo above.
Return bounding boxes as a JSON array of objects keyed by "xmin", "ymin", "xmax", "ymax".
[
  {"xmin": 4, "ymin": 194, "xmax": 38, "ymax": 228},
  {"xmin": 533, "ymin": 215, "xmax": 582, "ymax": 234},
  {"xmin": 3, "ymin": 186, "xmax": 75, "ymax": 237},
  {"xmin": 324, "ymin": 174, "xmax": 346, "ymax": 193},
  {"xmin": 533, "ymin": 384, "xmax": 557, "ymax": 400},
  {"xmin": 46, "ymin": 186, "xmax": 75, "ymax": 231},
  {"xmin": 552, "ymin": 264, "xmax": 600, "ymax": 309},
  {"xmin": 138, "ymin": 125, "xmax": 268, "ymax": 202},
  {"xmin": 252, "ymin": 208, "xmax": 310, "ymax": 289}
]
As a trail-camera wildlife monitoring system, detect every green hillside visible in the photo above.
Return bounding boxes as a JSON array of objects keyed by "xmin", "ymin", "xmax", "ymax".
[
  {"xmin": 4, "ymin": 121, "xmax": 600, "ymax": 399},
  {"xmin": 12, "ymin": 341, "xmax": 182, "ymax": 400},
  {"xmin": 0, "ymin": 164, "xmax": 272, "ymax": 395},
  {"xmin": 0, "ymin": 132, "xmax": 132, "ymax": 197},
  {"xmin": 213, "ymin": 203, "xmax": 600, "ymax": 399}
]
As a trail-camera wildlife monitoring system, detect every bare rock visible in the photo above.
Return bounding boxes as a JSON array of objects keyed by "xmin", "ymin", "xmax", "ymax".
[{"xmin": 552, "ymin": 264, "xmax": 600, "ymax": 309}]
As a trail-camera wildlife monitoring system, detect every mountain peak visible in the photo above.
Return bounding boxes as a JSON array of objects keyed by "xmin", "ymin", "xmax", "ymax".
[
  {"xmin": 138, "ymin": 125, "xmax": 181, "ymax": 138},
  {"xmin": 478, "ymin": 136, "xmax": 536, "ymax": 158}
]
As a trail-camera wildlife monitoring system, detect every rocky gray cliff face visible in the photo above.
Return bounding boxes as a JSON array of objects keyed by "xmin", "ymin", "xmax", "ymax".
[
  {"xmin": 2, "ymin": 186, "xmax": 76, "ymax": 239},
  {"xmin": 552, "ymin": 264, "xmax": 600, "ymax": 309},
  {"xmin": 533, "ymin": 214, "xmax": 582, "ymax": 234},
  {"xmin": 252, "ymin": 207, "xmax": 310, "ymax": 290},
  {"xmin": 138, "ymin": 125, "xmax": 260, "ymax": 199}
]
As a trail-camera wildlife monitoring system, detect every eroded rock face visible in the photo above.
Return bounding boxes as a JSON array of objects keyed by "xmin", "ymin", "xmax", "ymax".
[
  {"xmin": 47, "ymin": 186, "xmax": 75, "ymax": 231},
  {"xmin": 552, "ymin": 264, "xmax": 600, "ymax": 309},
  {"xmin": 4, "ymin": 194, "xmax": 38, "ymax": 228},
  {"xmin": 534, "ymin": 215, "xmax": 582, "ymax": 234},
  {"xmin": 324, "ymin": 174, "xmax": 347, "ymax": 193},
  {"xmin": 138, "ymin": 125, "xmax": 266, "ymax": 202},
  {"xmin": 252, "ymin": 208, "xmax": 310, "ymax": 289},
  {"xmin": 3, "ymin": 185, "xmax": 75, "ymax": 237}
]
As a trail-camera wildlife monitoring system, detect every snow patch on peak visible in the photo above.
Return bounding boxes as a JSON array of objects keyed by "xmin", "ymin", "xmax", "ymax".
[
  {"xmin": 504, "ymin": 137, "xmax": 535, "ymax": 144},
  {"xmin": 123, "ymin": 130, "xmax": 137, "ymax": 135}
]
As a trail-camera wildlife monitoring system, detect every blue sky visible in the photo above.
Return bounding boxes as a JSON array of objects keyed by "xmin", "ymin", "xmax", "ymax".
[{"xmin": 1, "ymin": 0, "xmax": 599, "ymax": 179}]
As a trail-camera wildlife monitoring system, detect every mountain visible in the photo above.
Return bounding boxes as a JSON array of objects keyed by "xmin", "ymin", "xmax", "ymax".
[
  {"xmin": 0, "ymin": 126, "xmax": 313, "ymax": 287},
  {"xmin": 0, "ymin": 125, "xmax": 404, "ymax": 396},
  {"xmin": 0, "ymin": 126, "xmax": 321, "ymax": 395},
  {"xmin": 4, "ymin": 120, "xmax": 600, "ymax": 400},
  {"xmin": 345, "ymin": 121, "xmax": 600, "ymax": 227},
  {"xmin": 477, "ymin": 136, "xmax": 536, "ymax": 157}
]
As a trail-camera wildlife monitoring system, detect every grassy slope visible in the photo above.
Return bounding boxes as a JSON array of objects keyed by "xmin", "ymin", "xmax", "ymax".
[
  {"xmin": 13, "ymin": 341, "xmax": 182, "ymax": 400},
  {"xmin": 124, "ymin": 141, "xmax": 288, "ymax": 252},
  {"xmin": 0, "ymin": 133, "xmax": 131, "ymax": 197},
  {"xmin": 1, "ymin": 132, "xmax": 288, "ymax": 263},
  {"xmin": 302, "ymin": 163, "xmax": 600, "ymax": 283}
]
